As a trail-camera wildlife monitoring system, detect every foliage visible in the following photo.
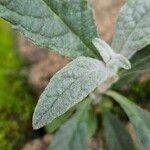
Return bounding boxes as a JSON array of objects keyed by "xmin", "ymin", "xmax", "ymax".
[
  {"xmin": 49, "ymin": 99, "xmax": 95, "ymax": 150},
  {"xmin": 33, "ymin": 56, "xmax": 116, "ymax": 129},
  {"xmin": 0, "ymin": 20, "xmax": 35, "ymax": 150},
  {"xmin": 112, "ymin": 0, "xmax": 150, "ymax": 59},
  {"xmin": 0, "ymin": 0, "xmax": 150, "ymax": 150},
  {"xmin": 102, "ymin": 111, "xmax": 135, "ymax": 150},
  {"xmin": 107, "ymin": 91, "xmax": 150, "ymax": 150}
]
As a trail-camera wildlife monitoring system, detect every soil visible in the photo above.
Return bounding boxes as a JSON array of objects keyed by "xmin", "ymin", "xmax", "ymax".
[{"xmin": 22, "ymin": 133, "xmax": 105, "ymax": 150}]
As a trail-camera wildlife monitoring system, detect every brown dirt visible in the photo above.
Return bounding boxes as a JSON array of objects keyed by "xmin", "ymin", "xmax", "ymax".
[
  {"xmin": 22, "ymin": 133, "xmax": 105, "ymax": 150},
  {"xmin": 21, "ymin": 135, "xmax": 53, "ymax": 150},
  {"xmin": 91, "ymin": 0, "xmax": 125, "ymax": 44}
]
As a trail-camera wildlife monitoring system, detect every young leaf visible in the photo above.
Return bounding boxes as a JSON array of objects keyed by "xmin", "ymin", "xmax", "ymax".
[
  {"xmin": 92, "ymin": 38, "xmax": 114, "ymax": 63},
  {"xmin": 107, "ymin": 54, "xmax": 131, "ymax": 70},
  {"xmin": 0, "ymin": 0, "xmax": 98, "ymax": 58},
  {"xmin": 106, "ymin": 91, "xmax": 150, "ymax": 150},
  {"xmin": 49, "ymin": 99, "xmax": 92, "ymax": 150},
  {"xmin": 92, "ymin": 38, "xmax": 131, "ymax": 70},
  {"xmin": 33, "ymin": 57, "xmax": 116, "ymax": 129},
  {"xmin": 103, "ymin": 111, "xmax": 135, "ymax": 150},
  {"xmin": 112, "ymin": 0, "xmax": 150, "ymax": 59}
]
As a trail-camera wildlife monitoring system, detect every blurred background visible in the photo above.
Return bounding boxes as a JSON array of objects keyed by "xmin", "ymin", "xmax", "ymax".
[{"xmin": 0, "ymin": 0, "xmax": 149, "ymax": 149}]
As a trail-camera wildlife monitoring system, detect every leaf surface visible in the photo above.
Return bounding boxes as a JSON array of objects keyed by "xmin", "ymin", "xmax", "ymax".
[
  {"xmin": 33, "ymin": 57, "xmax": 116, "ymax": 129},
  {"xmin": 107, "ymin": 91, "xmax": 150, "ymax": 150},
  {"xmin": 112, "ymin": 0, "xmax": 150, "ymax": 59},
  {"xmin": 49, "ymin": 99, "xmax": 92, "ymax": 150},
  {"xmin": 92, "ymin": 38, "xmax": 131, "ymax": 70},
  {"xmin": 0, "ymin": 0, "xmax": 98, "ymax": 58},
  {"xmin": 103, "ymin": 111, "xmax": 135, "ymax": 150}
]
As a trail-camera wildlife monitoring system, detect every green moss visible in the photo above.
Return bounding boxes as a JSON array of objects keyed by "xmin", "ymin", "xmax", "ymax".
[{"xmin": 0, "ymin": 19, "xmax": 35, "ymax": 150}]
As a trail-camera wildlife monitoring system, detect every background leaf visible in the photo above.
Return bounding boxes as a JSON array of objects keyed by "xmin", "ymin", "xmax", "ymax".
[
  {"xmin": 120, "ymin": 45, "xmax": 150, "ymax": 77},
  {"xmin": 46, "ymin": 109, "xmax": 74, "ymax": 133},
  {"xmin": 103, "ymin": 111, "xmax": 135, "ymax": 150},
  {"xmin": 49, "ymin": 99, "xmax": 92, "ymax": 150},
  {"xmin": 112, "ymin": 0, "xmax": 150, "ymax": 59},
  {"xmin": 107, "ymin": 91, "xmax": 150, "ymax": 150},
  {"xmin": 33, "ymin": 57, "xmax": 116, "ymax": 129},
  {"xmin": 114, "ymin": 45, "xmax": 150, "ymax": 88},
  {"xmin": 87, "ymin": 108, "xmax": 97, "ymax": 138},
  {"xmin": 0, "ymin": 0, "xmax": 98, "ymax": 58}
]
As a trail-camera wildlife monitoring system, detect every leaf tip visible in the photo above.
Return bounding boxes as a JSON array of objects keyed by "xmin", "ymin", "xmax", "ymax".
[
  {"xmin": 32, "ymin": 108, "xmax": 44, "ymax": 130},
  {"xmin": 32, "ymin": 112, "xmax": 40, "ymax": 130}
]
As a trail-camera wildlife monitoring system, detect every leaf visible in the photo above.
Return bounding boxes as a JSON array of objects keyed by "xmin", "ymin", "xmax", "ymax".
[
  {"xmin": 92, "ymin": 38, "xmax": 131, "ymax": 70},
  {"xmin": 87, "ymin": 107, "xmax": 97, "ymax": 138},
  {"xmin": 103, "ymin": 111, "xmax": 135, "ymax": 150},
  {"xmin": 106, "ymin": 91, "xmax": 150, "ymax": 150},
  {"xmin": 33, "ymin": 57, "xmax": 116, "ymax": 129},
  {"xmin": 92, "ymin": 38, "xmax": 114, "ymax": 63},
  {"xmin": 113, "ymin": 45, "xmax": 150, "ymax": 88},
  {"xmin": 46, "ymin": 109, "xmax": 73, "ymax": 133},
  {"xmin": 112, "ymin": 0, "xmax": 150, "ymax": 59},
  {"xmin": 49, "ymin": 99, "xmax": 92, "ymax": 150},
  {"xmin": 0, "ymin": 0, "xmax": 98, "ymax": 58}
]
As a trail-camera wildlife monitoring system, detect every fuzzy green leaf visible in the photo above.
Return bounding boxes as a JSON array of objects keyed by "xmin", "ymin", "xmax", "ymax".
[
  {"xmin": 107, "ymin": 91, "xmax": 150, "ymax": 150},
  {"xmin": 0, "ymin": 0, "xmax": 98, "ymax": 58},
  {"xmin": 33, "ymin": 57, "xmax": 116, "ymax": 129},
  {"xmin": 49, "ymin": 99, "xmax": 92, "ymax": 150},
  {"xmin": 92, "ymin": 38, "xmax": 131, "ymax": 70},
  {"xmin": 103, "ymin": 111, "xmax": 135, "ymax": 150},
  {"xmin": 112, "ymin": 0, "xmax": 150, "ymax": 59}
]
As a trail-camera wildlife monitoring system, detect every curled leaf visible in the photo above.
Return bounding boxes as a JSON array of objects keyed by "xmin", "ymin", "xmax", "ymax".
[{"xmin": 92, "ymin": 38, "xmax": 131, "ymax": 70}]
